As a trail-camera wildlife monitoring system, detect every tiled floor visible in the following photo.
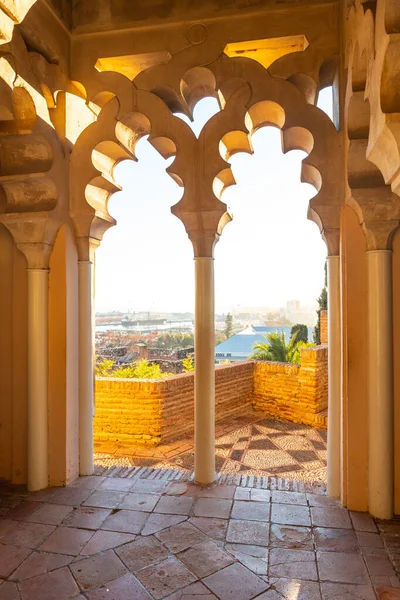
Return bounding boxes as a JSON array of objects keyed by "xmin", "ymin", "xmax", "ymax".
[
  {"xmin": 1, "ymin": 473, "xmax": 399, "ymax": 599},
  {"xmin": 95, "ymin": 413, "xmax": 328, "ymax": 483}
]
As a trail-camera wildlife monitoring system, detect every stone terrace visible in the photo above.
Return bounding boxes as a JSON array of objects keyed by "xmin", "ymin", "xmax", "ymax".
[{"xmin": 0, "ymin": 471, "xmax": 399, "ymax": 600}]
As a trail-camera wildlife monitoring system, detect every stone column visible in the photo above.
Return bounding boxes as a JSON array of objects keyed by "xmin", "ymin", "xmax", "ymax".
[
  {"xmin": 327, "ymin": 255, "xmax": 341, "ymax": 499},
  {"xmin": 367, "ymin": 249, "xmax": 394, "ymax": 518},
  {"xmin": 27, "ymin": 268, "xmax": 50, "ymax": 491},
  {"xmin": 194, "ymin": 254, "xmax": 215, "ymax": 485},
  {"xmin": 78, "ymin": 240, "xmax": 98, "ymax": 476}
]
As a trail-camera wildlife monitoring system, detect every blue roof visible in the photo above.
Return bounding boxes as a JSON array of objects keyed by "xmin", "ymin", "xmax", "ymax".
[{"xmin": 215, "ymin": 333, "xmax": 267, "ymax": 355}]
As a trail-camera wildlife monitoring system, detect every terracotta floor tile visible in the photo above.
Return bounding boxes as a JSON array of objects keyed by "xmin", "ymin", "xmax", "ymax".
[
  {"xmin": 18, "ymin": 566, "xmax": 79, "ymax": 600},
  {"xmin": 29, "ymin": 489, "xmax": 57, "ymax": 503},
  {"xmin": 269, "ymin": 548, "xmax": 318, "ymax": 581},
  {"xmin": 269, "ymin": 577, "xmax": 322, "ymax": 599},
  {"xmin": 135, "ymin": 556, "xmax": 196, "ymax": 599},
  {"xmin": 225, "ymin": 543, "xmax": 268, "ymax": 576},
  {"xmin": 320, "ymin": 582, "xmax": 376, "ymax": 599},
  {"xmin": 269, "ymin": 524, "xmax": 313, "ymax": 550},
  {"xmin": 307, "ymin": 494, "xmax": 340, "ymax": 508},
  {"xmin": 115, "ymin": 535, "xmax": 168, "ymax": 572},
  {"xmin": 70, "ymin": 476, "xmax": 105, "ymax": 490},
  {"xmin": 365, "ymin": 555, "xmax": 397, "ymax": 577},
  {"xmin": 250, "ymin": 489, "xmax": 271, "ymax": 502},
  {"xmin": 317, "ymin": 551, "xmax": 370, "ymax": 584},
  {"xmin": 357, "ymin": 532, "xmax": 384, "ymax": 548},
  {"xmin": 0, "ymin": 519, "xmax": 18, "ymax": 540},
  {"xmin": 3, "ymin": 522, "xmax": 55, "ymax": 549},
  {"xmin": 83, "ymin": 491, "xmax": 127, "ymax": 509},
  {"xmin": 154, "ymin": 495, "xmax": 194, "ymax": 516},
  {"xmin": 63, "ymin": 506, "xmax": 111, "ymax": 530},
  {"xmin": 25, "ymin": 503, "xmax": 72, "ymax": 525},
  {"xmin": 164, "ymin": 483, "xmax": 188, "ymax": 496},
  {"xmin": 178, "ymin": 540, "xmax": 234, "ymax": 578},
  {"xmin": 119, "ymin": 492, "xmax": 160, "ymax": 512},
  {"xmin": 70, "ymin": 549, "xmax": 127, "ymax": 591},
  {"xmin": 0, "ymin": 581, "xmax": 20, "ymax": 600},
  {"xmin": 231, "ymin": 500, "xmax": 270, "ymax": 521},
  {"xmin": 234, "ymin": 488, "xmax": 251, "ymax": 501},
  {"xmin": 131, "ymin": 480, "xmax": 167, "ymax": 494},
  {"xmin": 203, "ymin": 562, "xmax": 268, "ymax": 600},
  {"xmin": 48, "ymin": 487, "xmax": 93, "ymax": 506},
  {"xmin": 314, "ymin": 527, "xmax": 358, "ymax": 552},
  {"xmin": 271, "ymin": 504, "xmax": 311, "ymax": 527},
  {"xmin": 272, "ymin": 491, "xmax": 307, "ymax": 505},
  {"xmin": 350, "ymin": 512, "xmax": 378, "ymax": 533},
  {"xmin": 155, "ymin": 521, "xmax": 207, "ymax": 553},
  {"xmin": 188, "ymin": 516, "xmax": 228, "ymax": 541},
  {"xmin": 141, "ymin": 514, "xmax": 187, "ymax": 536},
  {"xmin": 193, "ymin": 498, "xmax": 232, "ymax": 519},
  {"xmin": 0, "ymin": 544, "xmax": 31, "ymax": 578},
  {"xmin": 10, "ymin": 551, "xmax": 72, "ymax": 582},
  {"xmin": 85, "ymin": 572, "xmax": 152, "ymax": 599},
  {"xmin": 101, "ymin": 509, "xmax": 148, "ymax": 534},
  {"xmin": 187, "ymin": 484, "xmax": 236, "ymax": 499},
  {"xmin": 97, "ymin": 478, "xmax": 134, "ymax": 492},
  {"xmin": 80, "ymin": 530, "xmax": 136, "ymax": 556},
  {"xmin": 226, "ymin": 519, "xmax": 269, "ymax": 546},
  {"xmin": 166, "ymin": 581, "xmax": 217, "ymax": 599},
  {"xmin": 7, "ymin": 502, "xmax": 39, "ymax": 521},
  {"xmin": 39, "ymin": 526, "xmax": 93, "ymax": 555},
  {"xmin": 310, "ymin": 506, "xmax": 351, "ymax": 529}
]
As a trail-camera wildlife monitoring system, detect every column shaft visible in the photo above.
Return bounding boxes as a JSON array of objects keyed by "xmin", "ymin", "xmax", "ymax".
[
  {"xmin": 194, "ymin": 257, "xmax": 215, "ymax": 485},
  {"xmin": 367, "ymin": 250, "xmax": 394, "ymax": 518},
  {"xmin": 327, "ymin": 255, "xmax": 341, "ymax": 498},
  {"xmin": 27, "ymin": 269, "xmax": 49, "ymax": 491},
  {"xmin": 78, "ymin": 261, "xmax": 94, "ymax": 475}
]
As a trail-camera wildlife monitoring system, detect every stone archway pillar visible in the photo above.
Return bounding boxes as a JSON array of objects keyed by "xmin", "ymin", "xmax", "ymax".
[
  {"xmin": 327, "ymin": 254, "xmax": 341, "ymax": 499},
  {"xmin": 27, "ymin": 268, "xmax": 50, "ymax": 491},
  {"xmin": 77, "ymin": 239, "xmax": 99, "ymax": 476},
  {"xmin": 194, "ymin": 255, "xmax": 216, "ymax": 485},
  {"xmin": 367, "ymin": 249, "xmax": 394, "ymax": 518}
]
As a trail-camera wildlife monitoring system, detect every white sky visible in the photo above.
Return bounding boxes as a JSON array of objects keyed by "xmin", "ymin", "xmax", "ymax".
[{"xmin": 95, "ymin": 89, "xmax": 332, "ymax": 314}]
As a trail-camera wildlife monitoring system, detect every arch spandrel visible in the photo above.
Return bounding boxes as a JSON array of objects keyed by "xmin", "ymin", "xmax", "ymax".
[{"xmin": 71, "ymin": 48, "xmax": 344, "ymax": 258}]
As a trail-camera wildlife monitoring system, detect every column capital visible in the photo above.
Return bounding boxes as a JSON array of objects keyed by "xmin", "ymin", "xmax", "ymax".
[{"xmin": 77, "ymin": 236, "xmax": 101, "ymax": 262}]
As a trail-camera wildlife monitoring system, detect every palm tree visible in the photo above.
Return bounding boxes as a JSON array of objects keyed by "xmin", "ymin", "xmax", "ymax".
[{"xmin": 250, "ymin": 331, "xmax": 312, "ymax": 364}]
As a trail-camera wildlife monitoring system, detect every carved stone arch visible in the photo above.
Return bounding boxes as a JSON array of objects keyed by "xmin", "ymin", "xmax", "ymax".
[
  {"xmin": 70, "ymin": 86, "xmax": 200, "ymax": 257},
  {"xmin": 197, "ymin": 55, "xmax": 343, "ymax": 254}
]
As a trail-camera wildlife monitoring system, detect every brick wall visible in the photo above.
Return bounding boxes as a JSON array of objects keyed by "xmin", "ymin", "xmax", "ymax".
[
  {"xmin": 320, "ymin": 309, "xmax": 328, "ymax": 344},
  {"xmin": 94, "ymin": 348, "xmax": 327, "ymax": 450},
  {"xmin": 94, "ymin": 362, "xmax": 253, "ymax": 449},
  {"xmin": 252, "ymin": 345, "xmax": 328, "ymax": 427}
]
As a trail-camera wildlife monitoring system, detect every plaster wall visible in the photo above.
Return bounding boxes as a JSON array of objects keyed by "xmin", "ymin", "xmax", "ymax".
[
  {"xmin": 392, "ymin": 228, "xmax": 400, "ymax": 515},
  {"xmin": 340, "ymin": 204, "xmax": 368, "ymax": 511},
  {"xmin": 48, "ymin": 224, "xmax": 79, "ymax": 486},
  {"xmin": 0, "ymin": 225, "xmax": 27, "ymax": 484}
]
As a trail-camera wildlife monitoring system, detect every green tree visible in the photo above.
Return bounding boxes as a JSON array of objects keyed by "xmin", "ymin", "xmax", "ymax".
[
  {"xmin": 112, "ymin": 360, "xmax": 173, "ymax": 379},
  {"xmin": 95, "ymin": 358, "xmax": 115, "ymax": 377},
  {"xmin": 182, "ymin": 355, "xmax": 194, "ymax": 372},
  {"xmin": 313, "ymin": 265, "xmax": 328, "ymax": 345},
  {"xmin": 290, "ymin": 324, "xmax": 309, "ymax": 344},
  {"xmin": 249, "ymin": 331, "xmax": 313, "ymax": 365},
  {"xmin": 224, "ymin": 313, "xmax": 233, "ymax": 339}
]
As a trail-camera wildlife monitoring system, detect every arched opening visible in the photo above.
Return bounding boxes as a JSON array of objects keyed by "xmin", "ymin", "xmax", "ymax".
[{"xmin": 91, "ymin": 84, "xmax": 334, "ymax": 483}]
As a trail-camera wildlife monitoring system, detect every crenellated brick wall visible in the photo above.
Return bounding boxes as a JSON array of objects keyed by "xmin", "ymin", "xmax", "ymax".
[
  {"xmin": 252, "ymin": 345, "xmax": 328, "ymax": 427},
  {"xmin": 94, "ymin": 348, "xmax": 328, "ymax": 449},
  {"xmin": 95, "ymin": 362, "xmax": 254, "ymax": 448},
  {"xmin": 320, "ymin": 310, "xmax": 328, "ymax": 344}
]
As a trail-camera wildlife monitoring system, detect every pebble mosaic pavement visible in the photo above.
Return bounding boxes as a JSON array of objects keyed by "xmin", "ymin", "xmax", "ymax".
[
  {"xmin": 0, "ymin": 471, "xmax": 399, "ymax": 600},
  {"xmin": 94, "ymin": 412, "xmax": 328, "ymax": 484}
]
